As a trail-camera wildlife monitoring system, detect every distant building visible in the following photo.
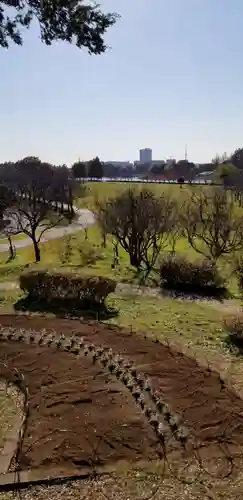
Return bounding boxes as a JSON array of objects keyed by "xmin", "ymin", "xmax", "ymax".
[
  {"xmin": 164, "ymin": 159, "xmax": 176, "ymax": 170},
  {"xmin": 104, "ymin": 161, "xmax": 133, "ymax": 168},
  {"xmin": 139, "ymin": 148, "xmax": 152, "ymax": 164},
  {"xmin": 150, "ymin": 160, "xmax": 165, "ymax": 166},
  {"xmin": 134, "ymin": 159, "xmax": 165, "ymax": 167}
]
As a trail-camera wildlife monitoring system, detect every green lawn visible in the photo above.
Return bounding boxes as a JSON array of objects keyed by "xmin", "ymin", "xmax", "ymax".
[
  {"xmin": 0, "ymin": 233, "xmax": 31, "ymax": 244},
  {"xmin": 0, "ymin": 224, "xmax": 239, "ymax": 294},
  {"xmin": 76, "ymin": 181, "xmax": 196, "ymax": 211},
  {"xmin": 0, "ymin": 222, "xmax": 240, "ymax": 298}
]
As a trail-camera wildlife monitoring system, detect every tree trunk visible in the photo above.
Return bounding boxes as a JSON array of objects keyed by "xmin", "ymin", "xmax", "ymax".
[
  {"xmin": 129, "ymin": 252, "xmax": 141, "ymax": 268},
  {"xmin": 7, "ymin": 235, "xmax": 15, "ymax": 261},
  {"xmin": 32, "ymin": 235, "xmax": 41, "ymax": 262},
  {"xmin": 101, "ymin": 231, "xmax": 107, "ymax": 248}
]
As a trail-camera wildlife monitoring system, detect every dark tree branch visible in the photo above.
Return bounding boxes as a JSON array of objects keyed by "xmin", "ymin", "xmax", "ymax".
[{"xmin": 0, "ymin": 0, "xmax": 118, "ymax": 50}]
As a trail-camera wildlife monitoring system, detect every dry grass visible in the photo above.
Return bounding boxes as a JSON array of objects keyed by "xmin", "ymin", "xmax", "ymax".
[{"xmin": 1, "ymin": 463, "xmax": 243, "ymax": 499}]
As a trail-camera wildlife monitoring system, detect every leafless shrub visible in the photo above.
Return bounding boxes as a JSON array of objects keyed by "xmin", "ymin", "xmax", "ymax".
[
  {"xmin": 224, "ymin": 312, "xmax": 243, "ymax": 350},
  {"xmin": 76, "ymin": 241, "xmax": 104, "ymax": 266},
  {"xmin": 58, "ymin": 235, "xmax": 73, "ymax": 264},
  {"xmin": 96, "ymin": 188, "xmax": 178, "ymax": 279},
  {"xmin": 181, "ymin": 187, "xmax": 243, "ymax": 261}
]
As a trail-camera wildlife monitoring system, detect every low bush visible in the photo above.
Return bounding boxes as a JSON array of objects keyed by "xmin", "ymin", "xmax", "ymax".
[
  {"xmin": 160, "ymin": 255, "xmax": 225, "ymax": 295},
  {"xmin": 58, "ymin": 235, "xmax": 73, "ymax": 264},
  {"xmin": 19, "ymin": 270, "xmax": 116, "ymax": 305},
  {"xmin": 224, "ymin": 313, "xmax": 243, "ymax": 351},
  {"xmin": 76, "ymin": 242, "xmax": 104, "ymax": 267}
]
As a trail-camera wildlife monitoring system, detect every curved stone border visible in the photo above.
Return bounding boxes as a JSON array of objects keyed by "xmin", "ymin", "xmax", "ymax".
[
  {"xmin": 0, "ymin": 380, "xmax": 24, "ymax": 475},
  {"xmin": 0, "ymin": 365, "xmax": 29, "ymax": 475},
  {"xmin": 0, "ymin": 327, "xmax": 190, "ymax": 463}
]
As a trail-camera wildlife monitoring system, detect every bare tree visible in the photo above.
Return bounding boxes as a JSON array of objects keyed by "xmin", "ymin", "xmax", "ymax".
[
  {"xmin": 1, "ymin": 222, "xmax": 19, "ymax": 262},
  {"xmin": 0, "ymin": 185, "xmax": 18, "ymax": 260},
  {"xmin": 6, "ymin": 202, "xmax": 66, "ymax": 263},
  {"xmin": 0, "ymin": 185, "xmax": 11, "ymax": 230},
  {"xmin": 182, "ymin": 187, "xmax": 243, "ymax": 261},
  {"xmin": 95, "ymin": 196, "xmax": 109, "ymax": 248},
  {"xmin": 96, "ymin": 188, "xmax": 176, "ymax": 277}
]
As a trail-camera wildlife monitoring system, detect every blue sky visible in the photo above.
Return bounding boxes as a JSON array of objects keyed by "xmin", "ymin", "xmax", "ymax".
[{"xmin": 1, "ymin": 0, "xmax": 243, "ymax": 166}]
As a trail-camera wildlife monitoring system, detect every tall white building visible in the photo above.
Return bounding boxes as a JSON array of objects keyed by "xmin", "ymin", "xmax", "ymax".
[{"xmin": 139, "ymin": 148, "xmax": 152, "ymax": 163}]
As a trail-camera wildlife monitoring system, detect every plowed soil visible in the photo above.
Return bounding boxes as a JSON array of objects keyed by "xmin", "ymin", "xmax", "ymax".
[{"xmin": 1, "ymin": 314, "xmax": 243, "ymax": 479}]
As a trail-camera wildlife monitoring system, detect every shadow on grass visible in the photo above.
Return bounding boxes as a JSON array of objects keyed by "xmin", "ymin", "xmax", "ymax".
[
  {"xmin": 224, "ymin": 334, "xmax": 243, "ymax": 356},
  {"xmin": 0, "ymin": 263, "xmax": 31, "ymax": 280},
  {"xmin": 14, "ymin": 295, "xmax": 119, "ymax": 320},
  {"xmin": 159, "ymin": 284, "xmax": 230, "ymax": 302}
]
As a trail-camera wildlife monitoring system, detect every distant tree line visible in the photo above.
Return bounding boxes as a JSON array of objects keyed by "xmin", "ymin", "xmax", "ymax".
[
  {"xmin": 0, "ymin": 157, "xmax": 75, "ymax": 262},
  {"xmin": 71, "ymin": 157, "xmax": 104, "ymax": 179}
]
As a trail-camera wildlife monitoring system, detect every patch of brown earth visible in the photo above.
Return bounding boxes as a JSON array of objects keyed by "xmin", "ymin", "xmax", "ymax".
[{"xmin": 0, "ymin": 314, "xmax": 243, "ymax": 477}]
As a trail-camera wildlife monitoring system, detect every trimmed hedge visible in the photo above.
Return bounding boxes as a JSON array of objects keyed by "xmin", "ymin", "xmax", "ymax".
[
  {"xmin": 160, "ymin": 255, "xmax": 225, "ymax": 295},
  {"xmin": 19, "ymin": 270, "xmax": 116, "ymax": 305}
]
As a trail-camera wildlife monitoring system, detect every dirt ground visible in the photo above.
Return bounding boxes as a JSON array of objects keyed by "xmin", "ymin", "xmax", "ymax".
[
  {"xmin": 0, "ymin": 344, "xmax": 161, "ymax": 475},
  {"xmin": 1, "ymin": 314, "xmax": 243, "ymax": 487}
]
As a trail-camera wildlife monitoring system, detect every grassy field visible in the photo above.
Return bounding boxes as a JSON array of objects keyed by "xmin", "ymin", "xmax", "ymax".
[
  {"xmin": 0, "ymin": 233, "xmax": 31, "ymax": 245},
  {"xmin": 76, "ymin": 181, "xmax": 198, "ymax": 210}
]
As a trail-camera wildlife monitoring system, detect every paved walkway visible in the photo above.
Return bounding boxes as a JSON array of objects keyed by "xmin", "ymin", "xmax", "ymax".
[{"xmin": 0, "ymin": 208, "xmax": 95, "ymax": 253}]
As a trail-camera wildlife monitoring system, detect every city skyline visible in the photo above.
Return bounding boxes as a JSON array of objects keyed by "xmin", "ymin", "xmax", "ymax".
[{"xmin": 1, "ymin": 0, "xmax": 243, "ymax": 165}]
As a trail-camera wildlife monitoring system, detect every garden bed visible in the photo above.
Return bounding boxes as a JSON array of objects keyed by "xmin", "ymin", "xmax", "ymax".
[{"xmin": 0, "ymin": 314, "xmax": 242, "ymax": 485}]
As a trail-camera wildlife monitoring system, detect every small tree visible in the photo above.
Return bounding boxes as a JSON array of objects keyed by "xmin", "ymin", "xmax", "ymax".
[
  {"xmin": 213, "ymin": 163, "xmax": 242, "ymax": 188},
  {"xmin": 71, "ymin": 161, "xmax": 88, "ymax": 179},
  {"xmin": 0, "ymin": 185, "xmax": 17, "ymax": 260},
  {"xmin": 0, "ymin": 185, "xmax": 12, "ymax": 229},
  {"xmin": 88, "ymin": 157, "xmax": 104, "ymax": 178},
  {"xmin": 96, "ymin": 188, "xmax": 176, "ymax": 276},
  {"xmin": 6, "ymin": 200, "xmax": 72, "ymax": 263},
  {"xmin": 182, "ymin": 187, "xmax": 243, "ymax": 261},
  {"xmin": 231, "ymin": 148, "xmax": 243, "ymax": 170}
]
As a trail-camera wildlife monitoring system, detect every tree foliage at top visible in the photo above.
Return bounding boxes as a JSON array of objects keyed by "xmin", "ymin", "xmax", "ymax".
[
  {"xmin": 214, "ymin": 162, "xmax": 243, "ymax": 188},
  {"xmin": 0, "ymin": 0, "xmax": 118, "ymax": 51},
  {"xmin": 88, "ymin": 156, "xmax": 104, "ymax": 178}
]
